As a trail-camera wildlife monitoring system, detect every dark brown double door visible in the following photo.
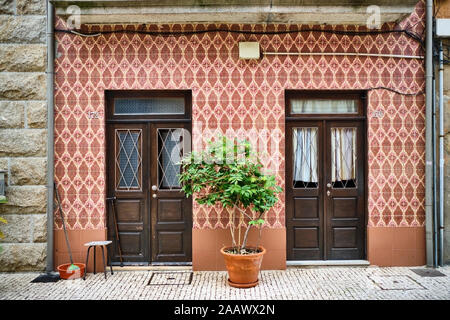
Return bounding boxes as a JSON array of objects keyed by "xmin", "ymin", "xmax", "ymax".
[
  {"xmin": 286, "ymin": 120, "xmax": 366, "ymax": 260},
  {"xmin": 106, "ymin": 122, "xmax": 192, "ymax": 265}
]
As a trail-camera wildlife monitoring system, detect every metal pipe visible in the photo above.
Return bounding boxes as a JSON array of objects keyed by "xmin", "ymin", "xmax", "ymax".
[
  {"xmin": 46, "ymin": 0, "xmax": 55, "ymax": 272},
  {"xmin": 425, "ymin": 0, "xmax": 435, "ymax": 267},
  {"xmin": 433, "ymin": 69, "xmax": 438, "ymax": 266},
  {"xmin": 438, "ymin": 40, "xmax": 445, "ymax": 267},
  {"xmin": 263, "ymin": 51, "xmax": 425, "ymax": 60},
  {"xmin": 263, "ymin": 51, "xmax": 424, "ymax": 59}
]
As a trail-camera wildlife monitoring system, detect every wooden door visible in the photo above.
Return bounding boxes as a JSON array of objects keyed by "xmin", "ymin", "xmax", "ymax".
[
  {"xmin": 286, "ymin": 120, "xmax": 365, "ymax": 260},
  {"xmin": 149, "ymin": 123, "xmax": 192, "ymax": 263},
  {"xmin": 106, "ymin": 123, "xmax": 149, "ymax": 263},
  {"xmin": 324, "ymin": 121, "xmax": 365, "ymax": 260},
  {"xmin": 286, "ymin": 121, "xmax": 324, "ymax": 260}
]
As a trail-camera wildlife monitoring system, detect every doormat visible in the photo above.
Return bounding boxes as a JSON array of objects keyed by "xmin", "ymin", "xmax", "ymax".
[
  {"xmin": 30, "ymin": 273, "xmax": 60, "ymax": 283},
  {"xmin": 148, "ymin": 272, "xmax": 193, "ymax": 285},
  {"xmin": 369, "ymin": 275, "xmax": 426, "ymax": 290},
  {"xmin": 410, "ymin": 268, "xmax": 447, "ymax": 277}
]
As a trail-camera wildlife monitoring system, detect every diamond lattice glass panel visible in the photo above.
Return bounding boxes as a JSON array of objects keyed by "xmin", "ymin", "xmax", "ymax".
[
  {"xmin": 116, "ymin": 130, "xmax": 142, "ymax": 190},
  {"xmin": 291, "ymin": 99, "xmax": 357, "ymax": 114},
  {"xmin": 293, "ymin": 128, "xmax": 318, "ymax": 188},
  {"xmin": 114, "ymin": 98, "xmax": 185, "ymax": 115},
  {"xmin": 331, "ymin": 127, "xmax": 357, "ymax": 188},
  {"xmin": 157, "ymin": 129, "xmax": 186, "ymax": 190}
]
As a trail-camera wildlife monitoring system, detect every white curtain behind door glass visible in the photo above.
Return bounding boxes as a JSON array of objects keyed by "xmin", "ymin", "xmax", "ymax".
[
  {"xmin": 331, "ymin": 128, "xmax": 356, "ymax": 182},
  {"xmin": 293, "ymin": 128, "xmax": 318, "ymax": 183}
]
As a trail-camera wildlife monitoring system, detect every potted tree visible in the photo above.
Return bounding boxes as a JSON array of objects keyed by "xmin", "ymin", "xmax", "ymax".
[{"xmin": 179, "ymin": 136, "xmax": 282, "ymax": 288}]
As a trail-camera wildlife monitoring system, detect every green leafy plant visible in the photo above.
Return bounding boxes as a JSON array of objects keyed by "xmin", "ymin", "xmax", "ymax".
[{"xmin": 179, "ymin": 136, "xmax": 282, "ymax": 254}]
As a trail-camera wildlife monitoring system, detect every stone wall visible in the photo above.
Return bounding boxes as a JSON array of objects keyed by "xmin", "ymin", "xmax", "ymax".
[{"xmin": 0, "ymin": 0, "xmax": 47, "ymax": 271}]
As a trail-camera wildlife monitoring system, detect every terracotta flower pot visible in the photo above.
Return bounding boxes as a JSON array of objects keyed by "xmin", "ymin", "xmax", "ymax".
[
  {"xmin": 57, "ymin": 263, "xmax": 85, "ymax": 280},
  {"xmin": 220, "ymin": 246, "xmax": 266, "ymax": 288}
]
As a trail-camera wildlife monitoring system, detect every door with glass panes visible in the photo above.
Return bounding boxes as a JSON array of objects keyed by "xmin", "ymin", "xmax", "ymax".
[
  {"xmin": 285, "ymin": 92, "xmax": 366, "ymax": 260},
  {"xmin": 106, "ymin": 91, "xmax": 192, "ymax": 265}
]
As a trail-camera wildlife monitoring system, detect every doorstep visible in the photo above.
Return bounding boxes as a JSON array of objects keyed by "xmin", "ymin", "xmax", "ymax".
[
  {"xmin": 111, "ymin": 265, "xmax": 193, "ymax": 272},
  {"xmin": 286, "ymin": 260, "xmax": 370, "ymax": 267}
]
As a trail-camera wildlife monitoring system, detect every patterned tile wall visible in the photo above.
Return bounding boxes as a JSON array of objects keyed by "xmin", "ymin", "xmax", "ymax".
[{"xmin": 53, "ymin": 2, "xmax": 426, "ymax": 230}]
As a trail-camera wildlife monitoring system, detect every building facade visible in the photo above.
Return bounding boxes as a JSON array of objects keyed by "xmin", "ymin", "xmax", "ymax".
[
  {"xmin": 1, "ymin": 0, "xmax": 447, "ymax": 271},
  {"xmin": 52, "ymin": 1, "xmax": 427, "ymax": 270}
]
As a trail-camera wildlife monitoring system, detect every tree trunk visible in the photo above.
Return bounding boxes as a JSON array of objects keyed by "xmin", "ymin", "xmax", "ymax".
[
  {"xmin": 230, "ymin": 207, "xmax": 236, "ymax": 248},
  {"xmin": 241, "ymin": 224, "xmax": 252, "ymax": 252}
]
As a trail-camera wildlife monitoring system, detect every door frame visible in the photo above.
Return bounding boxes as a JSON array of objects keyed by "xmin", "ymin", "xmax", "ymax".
[
  {"xmin": 105, "ymin": 90, "xmax": 192, "ymax": 266},
  {"xmin": 285, "ymin": 90, "xmax": 368, "ymax": 260}
]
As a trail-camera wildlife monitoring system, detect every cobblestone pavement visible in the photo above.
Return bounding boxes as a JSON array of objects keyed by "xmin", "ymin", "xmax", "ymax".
[{"xmin": 0, "ymin": 266, "xmax": 449, "ymax": 300}]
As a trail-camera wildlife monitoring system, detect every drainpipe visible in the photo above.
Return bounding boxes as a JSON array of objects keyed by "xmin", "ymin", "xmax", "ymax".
[
  {"xmin": 433, "ymin": 69, "xmax": 438, "ymax": 266},
  {"xmin": 438, "ymin": 40, "xmax": 445, "ymax": 267},
  {"xmin": 46, "ymin": 0, "xmax": 55, "ymax": 273},
  {"xmin": 425, "ymin": 0, "xmax": 435, "ymax": 267}
]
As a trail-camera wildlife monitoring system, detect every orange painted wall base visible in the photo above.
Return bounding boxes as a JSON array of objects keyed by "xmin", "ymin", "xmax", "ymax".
[
  {"xmin": 55, "ymin": 226, "xmax": 426, "ymax": 271},
  {"xmin": 54, "ymin": 229, "xmax": 107, "ymax": 273},
  {"xmin": 192, "ymin": 228, "xmax": 286, "ymax": 271},
  {"xmin": 367, "ymin": 226, "xmax": 426, "ymax": 267}
]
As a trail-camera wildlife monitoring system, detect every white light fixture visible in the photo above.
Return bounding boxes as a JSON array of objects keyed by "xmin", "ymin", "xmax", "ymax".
[
  {"xmin": 436, "ymin": 19, "xmax": 450, "ymax": 37},
  {"xmin": 239, "ymin": 42, "xmax": 260, "ymax": 59}
]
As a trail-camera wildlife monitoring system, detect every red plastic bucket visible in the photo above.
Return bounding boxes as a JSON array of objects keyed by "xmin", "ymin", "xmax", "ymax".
[{"xmin": 57, "ymin": 263, "xmax": 85, "ymax": 280}]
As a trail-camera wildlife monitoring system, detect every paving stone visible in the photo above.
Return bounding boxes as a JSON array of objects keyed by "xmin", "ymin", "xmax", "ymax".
[
  {"xmin": 0, "ymin": 266, "xmax": 449, "ymax": 300},
  {"xmin": 369, "ymin": 274, "xmax": 426, "ymax": 290}
]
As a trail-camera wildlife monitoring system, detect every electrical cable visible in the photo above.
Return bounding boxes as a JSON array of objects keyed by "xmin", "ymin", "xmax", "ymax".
[
  {"xmin": 54, "ymin": 20, "xmax": 426, "ymax": 96},
  {"xmin": 54, "ymin": 27, "xmax": 425, "ymax": 46},
  {"xmin": 367, "ymin": 86, "xmax": 424, "ymax": 96}
]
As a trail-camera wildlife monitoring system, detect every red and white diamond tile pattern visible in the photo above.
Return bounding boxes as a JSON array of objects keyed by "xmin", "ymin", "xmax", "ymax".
[{"xmin": 53, "ymin": 1, "xmax": 426, "ymax": 230}]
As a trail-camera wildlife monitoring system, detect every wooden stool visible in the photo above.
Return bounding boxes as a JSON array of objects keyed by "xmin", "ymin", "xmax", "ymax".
[{"xmin": 83, "ymin": 241, "xmax": 113, "ymax": 280}]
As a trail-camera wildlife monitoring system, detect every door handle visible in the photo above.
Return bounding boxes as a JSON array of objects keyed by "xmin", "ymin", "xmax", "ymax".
[
  {"xmin": 151, "ymin": 185, "xmax": 157, "ymax": 191},
  {"xmin": 327, "ymin": 191, "xmax": 331, "ymax": 196},
  {"xmin": 152, "ymin": 194, "xmax": 157, "ymax": 198},
  {"xmin": 327, "ymin": 183, "xmax": 332, "ymax": 188}
]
